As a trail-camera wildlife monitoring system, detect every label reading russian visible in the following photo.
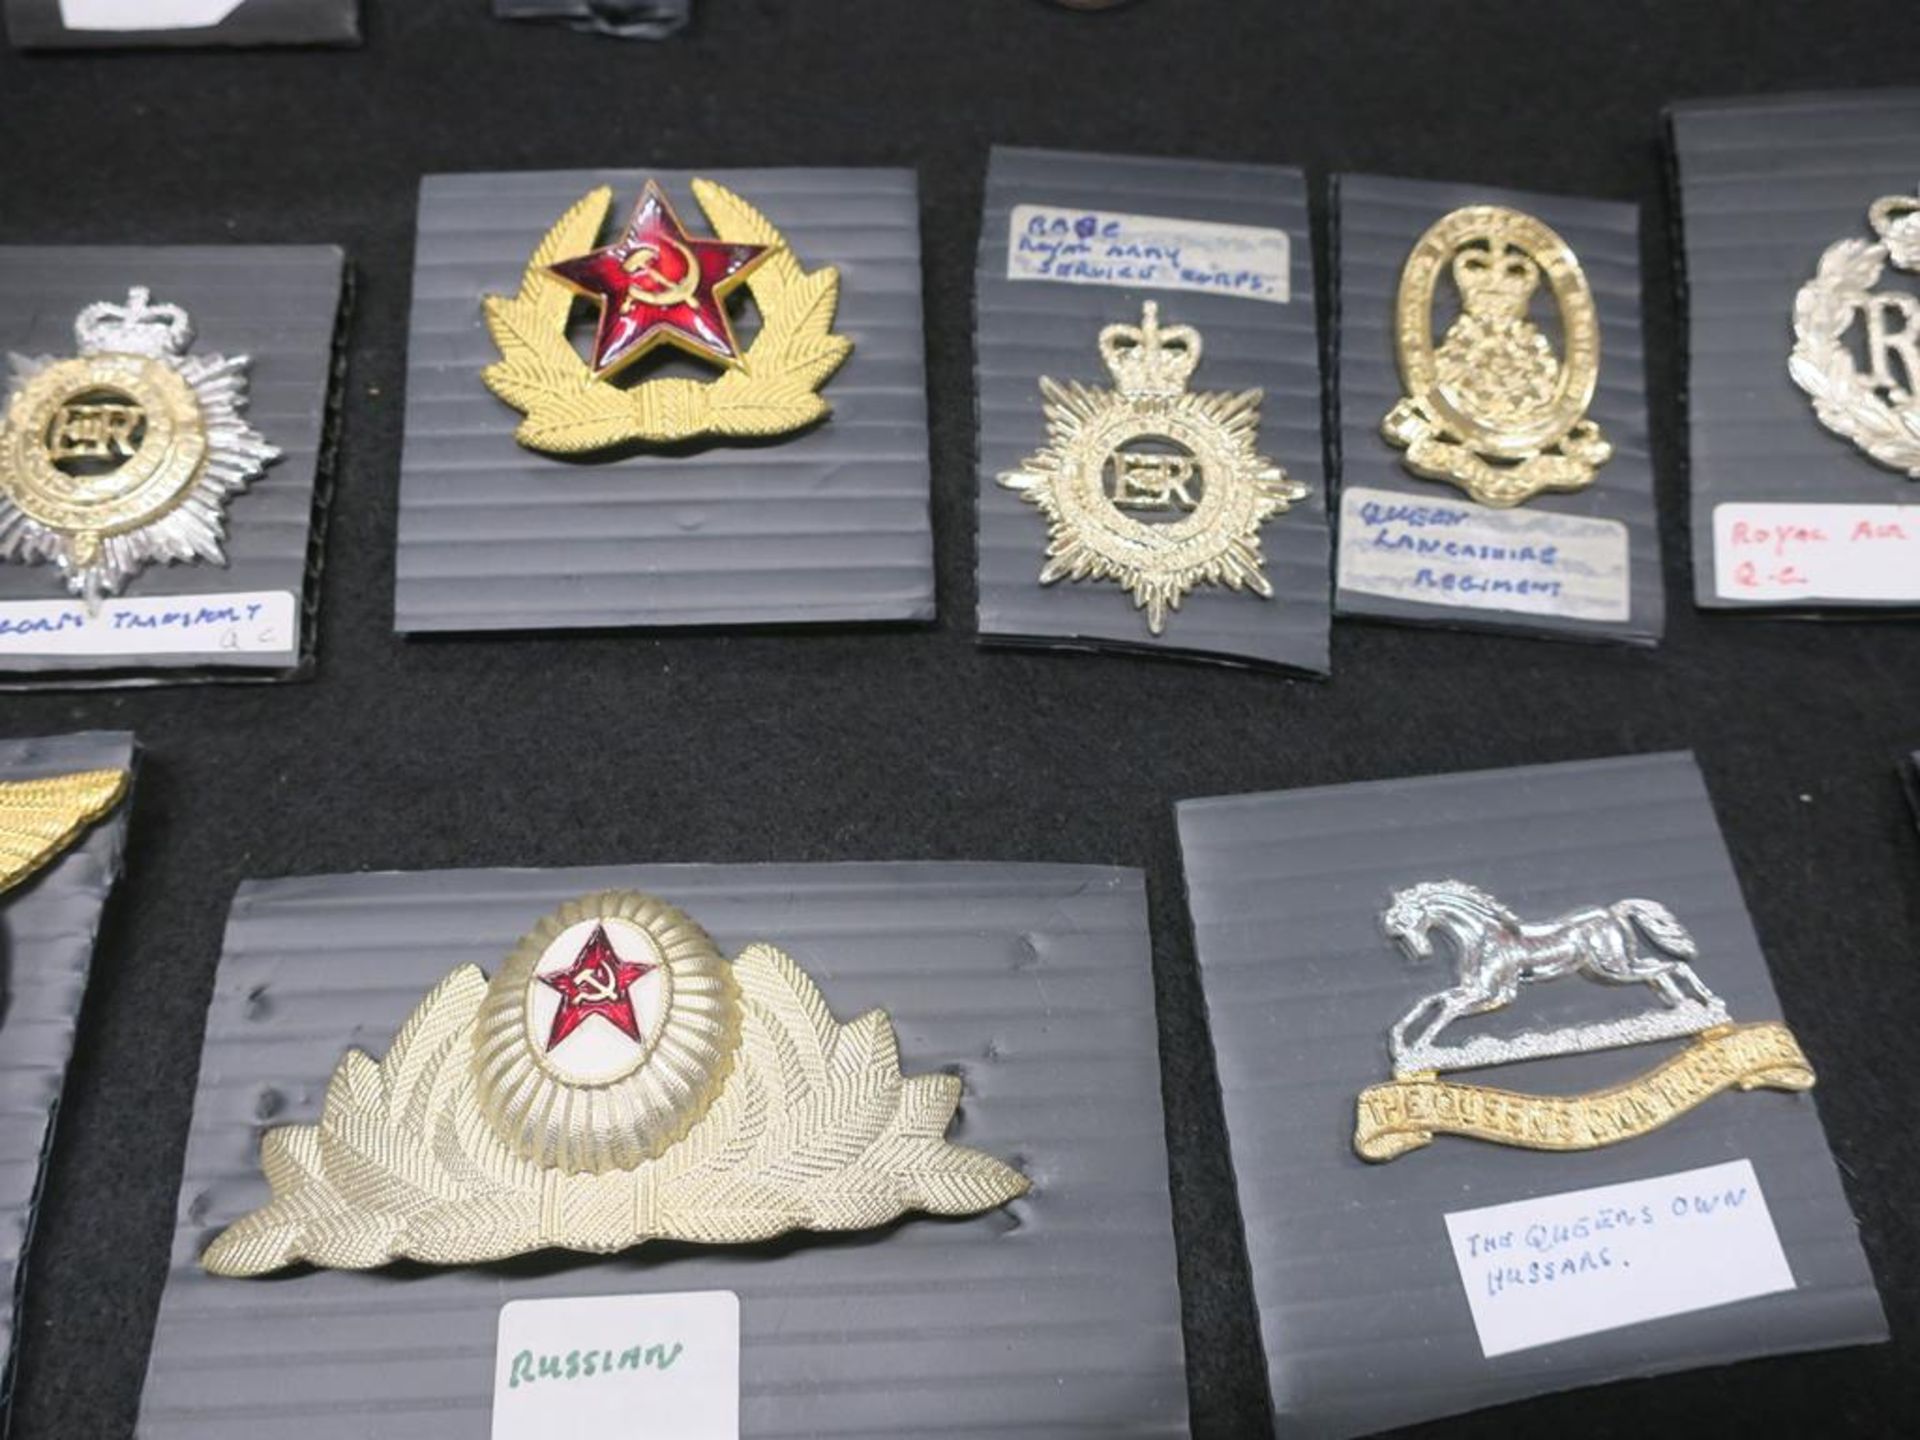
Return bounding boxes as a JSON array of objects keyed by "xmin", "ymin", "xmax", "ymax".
[{"xmin": 492, "ymin": 1291, "xmax": 739, "ymax": 1440}]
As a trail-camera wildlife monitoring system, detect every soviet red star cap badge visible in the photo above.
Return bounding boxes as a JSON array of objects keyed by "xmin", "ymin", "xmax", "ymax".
[
  {"xmin": 482, "ymin": 176, "xmax": 854, "ymax": 453},
  {"xmin": 546, "ymin": 180, "xmax": 770, "ymax": 380}
]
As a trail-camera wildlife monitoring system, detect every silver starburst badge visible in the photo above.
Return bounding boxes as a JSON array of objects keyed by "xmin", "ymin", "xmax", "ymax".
[{"xmin": 0, "ymin": 288, "xmax": 280, "ymax": 608}]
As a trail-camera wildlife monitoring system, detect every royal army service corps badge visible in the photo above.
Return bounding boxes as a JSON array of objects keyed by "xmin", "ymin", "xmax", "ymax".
[
  {"xmin": 1352, "ymin": 881, "xmax": 1813, "ymax": 1161},
  {"xmin": 1790, "ymin": 187, "xmax": 1920, "ymax": 478},
  {"xmin": 0, "ymin": 289, "xmax": 279, "ymax": 608},
  {"xmin": 483, "ymin": 178, "xmax": 852, "ymax": 454},
  {"xmin": 999, "ymin": 300, "xmax": 1307, "ymax": 635},
  {"xmin": 1383, "ymin": 206, "xmax": 1612, "ymax": 508},
  {"xmin": 202, "ymin": 890, "xmax": 1028, "ymax": 1275}
]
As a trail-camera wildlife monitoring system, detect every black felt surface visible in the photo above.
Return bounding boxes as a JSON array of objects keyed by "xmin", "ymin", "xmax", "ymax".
[{"xmin": 0, "ymin": 4, "xmax": 1917, "ymax": 1438}]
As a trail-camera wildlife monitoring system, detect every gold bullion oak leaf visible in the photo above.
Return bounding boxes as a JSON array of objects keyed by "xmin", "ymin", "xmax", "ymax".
[
  {"xmin": 0, "ymin": 768, "xmax": 128, "ymax": 895},
  {"xmin": 481, "ymin": 181, "xmax": 853, "ymax": 452},
  {"xmin": 201, "ymin": 942, "xmax": 1028, "ymax": 1274}
]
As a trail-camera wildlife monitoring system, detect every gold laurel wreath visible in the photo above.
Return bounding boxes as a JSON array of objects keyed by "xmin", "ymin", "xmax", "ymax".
[
  {"xmin": 1789, "ymin": 238, "xmax": 1920, "ymax": 479},
  {"xmin": 482, "ymin": 180, "xmax": 853, "ymax": 452},
  {"xmin": 0, "ymin": 768, "xmax": 128, "ymax": 895},
  {"xmin": 201, "ymin": 942, "xmax": 1028, "ymax": 1274}
]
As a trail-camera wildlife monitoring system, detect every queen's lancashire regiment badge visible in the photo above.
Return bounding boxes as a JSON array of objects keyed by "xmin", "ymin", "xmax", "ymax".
[
  {"xmin": 482, "ymin": 179, "xmax": 852, "ymax": 453},
  {"xmin": 1790, "ymin": 187, "xmax": 1920, "ymax": 478},
  {"xmin": 0, "ymin": 289, "xmax": 279, "ymax": 608},
  {"xmin": 999, "ymin": 301, "xmax": 1306, "ymax": 635},
  {"xmin": 202, "ymin": 890, "xmax": 1030, "ymax": 1275},
  {"xmin": 1351, "ymin": 881, "xmax": 1814, "ymax": 1162},
  {"xmin": 1383, "ymin": 206, "xmax": 1611, "ymax": 508}
]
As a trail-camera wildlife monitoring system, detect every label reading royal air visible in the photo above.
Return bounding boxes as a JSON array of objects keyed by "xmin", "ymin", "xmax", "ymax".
[
  {"xmin": 0, "ymin": 589, "xmax": 296, "ymax": 658},
  {"xmin": 1339, "ymin": 486, "xmax": 1630, "ymax": 623},
  {"xmin": 493, "ymin": 1291, "xmax": 739, "ymax": 1440},
  {"xmin": 1713, "ymin": 501, "xmax": 1920, "ymax": 603},
  {"xmin": 1444, "ymin": 1160, "xmax": 1793, "ymax": 1358},
  {"xmin": 1008, "ymin": 205, "xmax": 1290, "ymax": 304}
]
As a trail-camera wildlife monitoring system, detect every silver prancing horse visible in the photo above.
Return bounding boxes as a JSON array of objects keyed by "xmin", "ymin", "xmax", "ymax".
[{"xmin": 1381, "ymin": 880, "xmax": 1726, "ymax": 1076}]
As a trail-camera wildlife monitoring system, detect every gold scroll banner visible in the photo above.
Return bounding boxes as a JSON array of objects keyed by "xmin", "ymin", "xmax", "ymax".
[{"xmin": 1353, "ymin": 1021, "xmax": 1813, "ymax": 1162}]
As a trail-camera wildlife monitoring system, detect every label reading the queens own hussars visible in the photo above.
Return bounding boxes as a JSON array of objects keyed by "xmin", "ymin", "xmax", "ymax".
[
  {"xmin": 1443, "ymin": 1160, "xmax": 1793, "ymax": 1358},
  {"xmin": 1008, "ymin": 205, "xmax": 1291, "ymax": 304}
]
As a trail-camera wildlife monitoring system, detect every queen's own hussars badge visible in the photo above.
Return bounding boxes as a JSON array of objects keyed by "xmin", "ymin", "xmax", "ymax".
[
  {"xmin": 201, "ymin": 890, "xmax": 1029, "ymax": 1275},
  {"xmin": 1790, "ymin": 187, "xmax": 1920, "ymax": 478},
  {"xmin": 1383, "ymin": 206, "xmax": 1611, "ymax": 508},
  {"xmin": 0, "ymin": 289, "xmax": 279, "ymax": 608},
  {"xmin": 999, "ymin": 301, "xmax": 1306, "ymax": 635},
  {"xmin": 482, "ymin": 179, "xmax": 852, "ymax": 454},
  {"xmin": 1352, "ymin": 881, "xmax": 1813, "ymax": 1162}
]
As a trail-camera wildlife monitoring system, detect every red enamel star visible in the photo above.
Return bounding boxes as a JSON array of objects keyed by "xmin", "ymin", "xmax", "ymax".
[
  {"xmin": 540, "ymin": 923, "xmax": 656, "ymax": 1052},
  {"xmin": 546, "ymin": 180, "xmax": 771, "ymax": 380}
]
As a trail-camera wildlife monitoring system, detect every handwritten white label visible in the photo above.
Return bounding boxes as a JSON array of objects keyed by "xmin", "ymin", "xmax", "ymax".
[
  {"xmin": 59, "ymin": 0, "xmax": 246, "ymax": 29},
  {"xmin": 1713, "ymin": 501, "xmax": 1920, "ymax": 603},
  {"xmin": 1444, "ymin": 1160, "xmax": 1793, "ymax": 1359},
  {"xmin": 1007, "ymin": 204, "xmax": 1290, "ymax": 304},
  {"xmin": 1338, "ymin": 486, "xmax": 1631, "ymax": 623},
  {"xmin": 0, "ymin": 589, "xmax": 295, "ymax": 658},
  {"xmin": 493, "ymin": 1291, "xmax": 738, "ymax": 1440}
]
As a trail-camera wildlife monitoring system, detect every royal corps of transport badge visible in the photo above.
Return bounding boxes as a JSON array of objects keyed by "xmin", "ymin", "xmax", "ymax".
[{"xmin": 0, "ymin": 289, "xmax": 279, "ymax": 607}]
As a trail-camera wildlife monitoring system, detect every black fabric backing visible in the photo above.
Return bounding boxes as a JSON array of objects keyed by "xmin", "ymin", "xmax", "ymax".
[{"xmin": 0, "ymin": 2, "xmax": 1916, "ymax": 1436}]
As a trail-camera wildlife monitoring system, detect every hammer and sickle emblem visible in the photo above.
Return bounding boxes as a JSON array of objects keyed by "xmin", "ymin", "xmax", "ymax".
[
  {"xmin": 574, "ymin": 959, "xmax": 622, "ymax": 1003},
  {"xmin": 619, "ymin": 236, "xmax": 700, "ymax": 309}
]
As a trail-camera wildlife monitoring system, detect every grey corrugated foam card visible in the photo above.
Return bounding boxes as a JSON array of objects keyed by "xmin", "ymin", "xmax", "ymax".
[
  {"xmin": 138, "ymin": 861, "xmax": 1190, "ymax": 1439},
  {"xmin": 1331, "ymin": 174, "xmax": 1663, "ymax": 646},
  {"xmin": 394, "ymin": 169, "xmax": 935, "ymax": 635},
  {"xmin": 0, "ymin": 731, "xmax": 136, "ymax": 1416},
  {"xmin": 1669, "ymin": 89, "xmax": 1920, "ymax": 611},
  {"xmin": 974, "ymin": 146, "xmax": 1331, "ymax": 673},
  {"xmin": 1177, "ymin": 751, "xmax": 1885, "ymax": 1439},
  {"xmin": 4, "ymin": 0, "xmax": 358, "ymax": 49},
  {"xmin": 0, "ymin": 246, "xmax": 348, "ymax": 686}
]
